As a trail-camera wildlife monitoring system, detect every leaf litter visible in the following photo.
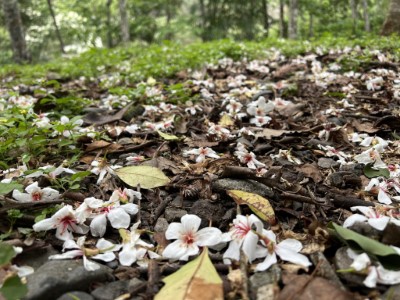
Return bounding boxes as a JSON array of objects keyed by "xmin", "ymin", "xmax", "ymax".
[{"xmin": 1, "ymin": 45, "xmax": 400, "ymax": 299}]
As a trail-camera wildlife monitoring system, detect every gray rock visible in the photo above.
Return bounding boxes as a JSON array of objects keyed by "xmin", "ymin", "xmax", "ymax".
[
  {"xmin": 57, "ymin": 291, "xmax": 94, "ymax": 300},
  {"xmin": 333, "ymin": 247, "xmax": 364, "ymax": 285},
  {"xmin": 249, "ymin": 265, "xmax": 281, "ymax": 300},
  {"xmin": 154, "ymin": 217, "xmax": 169, "ymax": 233},
  {"xmin": 212, "ymin": 178, "xmax": 274, "ymax": 199},
  {"xmin": 91, "ymin": 281, "xmax": 129, "ymax": 300},
  {"xmin": 383, "ymin": 284, "xmax": 400, "ymax": 300},
  {"xmin": 15, "ymin": 245, "xmax": 58, "ymax": 270},
  {"xmin": 164, "ymin": 208, "xmax": 187, "ymax": 222},
  {"xmin": 189, "ymin": 199, "xmax": 226, "ymax": 227},
  {"xmin": 128, "ymin": 277, "xmax": 145, "ymax": 294},
  {"xmin": 318, "ymin": 157, "xmax": 339, "ymax": 169},
  {"xmin": 25, "ymin": 260, "xmax": 113, "ymax": 300}
]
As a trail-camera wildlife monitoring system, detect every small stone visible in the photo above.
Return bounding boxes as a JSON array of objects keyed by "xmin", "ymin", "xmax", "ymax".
[
  {"xmin": 249, "ymin": 265, "xmax": 281, "ymax": 300},
  {"xmin": 164, "ymin": 208, "xmax": 187, "ymax": 222},
  {"xmin": 189, "ymin": 199, "xmax": 226, "ymax": 227},
  {"xmin": 57, "ymin": 291, "xmax": 94, "ymax": 300},
  {"xmin": 154, "ymin": 217, "xmax": 169, "ymax": 233},
  {"xmin": 318, "ymin": 157, "xmax": 339, "ymax": 169},
  {"xmin": 128, "ymin": 277, "xmax": 145, "ymax": 294},
  {"xmin": 91, "ymin": 281, "xmax": 129, "ymax": 300},
  {"xmin": 212, "ymin": 178, "xmax": 274, "ymax": 199},
  {"xmin": 25, "ymin": 260, "xmax": 113, "ymax": 300}
]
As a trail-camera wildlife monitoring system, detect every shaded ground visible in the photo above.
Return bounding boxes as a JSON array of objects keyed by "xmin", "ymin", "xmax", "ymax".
[{"xmin": 1, "ymin": 42, "xmax": 400, "ymax": 299}]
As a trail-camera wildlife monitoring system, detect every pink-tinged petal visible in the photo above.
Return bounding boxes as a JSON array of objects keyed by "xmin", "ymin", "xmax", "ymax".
[
  {"xmin": 33, "ymin": 218, "xmax": 56, "ymax": 232},
  {"xmin": 195, "ymin": 154, "xmax": 206, "ymax": 163},
  {"xmin": 108, "ymin": 208, "xmax": 131, "ymax": 229},
  {"xmin": 378, "ymin": 190, "xmax": 392, "ymax": 204},
  {"xmin": 55, "ymin": 225, "xmax": 73, "ymax": 241},
  {"xmin": 255, "ymin": 253, "xmax": 278, "ymax": 272},
  {"xmin": 92, "ymin": 252, "xmax": 116, "ymax": 262},
  {"xmin": 368, "ymin": 217, "xmax": 390, "ymax": 231},
  {"xmin": 181, "ymin": 214, "xmax": 201, "ymax": 233},
  {"xmin": 12, "ymin": 190, "xmax": 31, "ymax": 202},
  {"xmin": 83, "ymin": 256, "xmax": 100, "ymax": 271},
  {"xmin": 363, "ymin": 266, "xmax": 378, "ymax": 288},
  {"xmin": 49, "ymin": 250, "xmax": 83, "ymax": 260},
  {"xmin": 262, "ymin": 230, "xmax": 277, "ymax": 244},
  {"xmin": 121, "ymin": 203, "xmax": 139, "ymax": 215},
  {"xmin": 165, "ymin": 222, "xmax": 183, "ymax": 240},
  {"xmin": 196, "ymin": 227, "xmax": 222, "ymax": 246},
  {"xmin": 242, "ymin": 230, "xmax": 259, "ymax": 262},
  {"xmin": 90, "ymin": 214, "xmax": 107, "ymax": 237},
  {"xmin": 275, "ymin": 246, "xmax": 312, "ymax": 267},
  {"xmin": 223, "ymin": 240, "xmax": 242, "ymax": 262},
  {"xmin": 278, "ymin": 239, "xmax": 303, "ymax": 252},
  {"xmin": 343, "ymin": 214, "xmax": 368, "ymax": 228}
]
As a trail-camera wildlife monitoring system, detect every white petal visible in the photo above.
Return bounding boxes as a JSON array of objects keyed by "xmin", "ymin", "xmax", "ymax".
[
  {"xmin": 84, "ymin": 197, "xmax": 104, "ymax": 208},
  {"xmin": 49, "ymin": 250, "xmax": 83, "ymax": 260},
  {"xmin": 92, "ymin": 252, "xmax": 115, "ymax": 262},
  {"xmin": 42, "ymin": 187, "xmax": 60, "ymax": 200},
  {"xmin": 350, "ymin": 253, "xmax": 371, "ymax": 271},
  {"xmin": 90, "ymin": 214, "xmax": 107, "ymax": 237},
  {"xmin": 12, "ymin": 190, "xmax": 31, "ymax": 202},
  {"xmin": 275, "ymin": 246, "xmax": 312, "ymax": 267},
  {"xmin": 195, "ymin": 227, "xmax": 222, "ymax": 247},
  {"xmin": 122, "ymin": 203, "xmax": 139, "ymax": 215},
  {"xmin": 165, "ymin": 223, "xmax": 183, "ymax": 240},
  {"xmin": 368, "ymin": 217, "xmax": 390, "ymax": 231},
  {"xmin": 96, "ymin": 238, "xmax": 115, "ymax": 250},
  {"xmin": 108, "ymin": 208, "xmax": 131, "ymax": 228},
  {"xmin": 55, "ymin": 225, "xmax": 73, "ymax": 241},
  {"xmin": 248, "ymin": 214, "xmax": 264, "ymax": 233},
  {"xmin": 343, "ymin": 214, "xmax": 368, "ymax": 228},
  {"xmin": 378, "ymin": 190, "xmax": 392, "ymax": 204},
  {"xmin": 25, "ymin": 182, "xmax": 39, "ymax": 194},
  {"xmin": 70, "ymin": 223, "xmax": 89, "ymax": 235},
  {"xmin": 119, "ymin": 247, "xmax": 138, "ymax": 266},
  {"xmin": 63, "ymin": 239, "xmax": 79, "ymax": 250},
  {"xmin": 277, "ymin": 239, "xmax": 303, "ymax": 252},
  {"xmin": 242, "ymin": 230, "xmax": 259, "ymax": 262},
  {"xmin": 12, "ymin": 265, "xmax": 34, "ymax": 277},
  {"xmin": 83, "ymin": 256, "xmax": 101, "ymax": 271},
  {"xmin": 255, "ymin": 253, "xmax": 278, "ymax": 272},
  {"xmin": 33, "ymin": 218, "xmax": 56, "ymax": 232},
  {"xmin": 363, "ymin": 266, "xmax": 378, "ymax": 288},
  {"xmin": 181, "ymin": 214, "xmax": 201, "ymax": 233},
  {"xmin": 376, "ymin": 265, "xmax": 400, "ymax": 285},
  {"xmin": 223, "ymin": 239, "xmax": 242, "ymax": 262},
  {"xmin": 162, "ymin": 240, "xmax": 198, "ymax": 261}
]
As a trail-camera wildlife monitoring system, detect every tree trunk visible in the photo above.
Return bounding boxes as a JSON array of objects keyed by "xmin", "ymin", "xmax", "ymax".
[
  {"xmin": 381, "ymin": 0, "xmax": 400, "ymax": 35},
  {"xmin": 350, "ymin": 0, "xmax": 357, "ymax": 34},
  {"xmin": 288, "ymin": 0, "xmax": 298, "ymax": 39},
  {"xmin": 106, "ymin": 0, "xmax": 113, "ymax": 48},
  {"xmin": 279, "ymin": 0, "xmax": 287, "ymax": 38},
  {"xmin": 119, "ymin": 0, "xmax": 130, "ymax": 43},
  {"xmin": 362, "ymin": 0, "xmax": 370, "ymax": 32},
  {"xmin": 2, "ymin": 0, "xmax": 30, "ymax": 63},
  {"xmin": 47, "ymin": 0, "xmax": 65, "ymax": 54},
  {"xmin": 262, "ymin": 0, "xmax": 269, "ymax": 37}
]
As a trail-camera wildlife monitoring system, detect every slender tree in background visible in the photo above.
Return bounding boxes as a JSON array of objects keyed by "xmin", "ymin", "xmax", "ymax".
[
  {"xmin": 362, "ymin": 0, "xmax": 370, "ymax": 32},
  {"xmin": 2, "ymin": 0, "xmax": 30, "ymax": 63},
  {"xmin": 47, "ymin": 0, "xmax": 65, "ymax": 54},
  {"xmin": 106, "ymin": 0, "xmax": 113, "ymax": 48},
  {"xmin": 119, "ymin": 0, "xmax": 130, "ymax": 43},
  {"xmin": 381, "ymin": 0, "xmax": 400, "ymax": 35},
  {"xmin": 288, "ymin": 0, "xmax": 298, "ymax": 39},
  {"xmin": 262, "ymin": 0, "xmax": 269, "ymax": 37},
  {"xmin": 350, "ymin": 0, "xmax": 357, "ymax": 34},
  {"xmin": 279, "ymin": 0, "xmax": 287, "ymax": 38}
]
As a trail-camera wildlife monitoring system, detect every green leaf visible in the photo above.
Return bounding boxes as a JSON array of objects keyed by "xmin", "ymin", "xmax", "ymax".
[
  {"xmin": 155, "ymin": 248, "xmax": 223, "ymax": 300},
  {"xmin": 115, "ymin": 166, "xmax": 170, "ymax": 189},
  {"xmin": 0, "ymin": 183, "xmax": 23, "ymax": 196},
  {"xmin": 0, "ymin": 275, "xmax": 28, "ymax": 300},
  {"xmin": 328, "ymin": 222, "xmax": 400, "ymax": 270},
  {"xmin": 363, "ymin": 164, "xmax": 390, "ymax": 179},
  {"xmin": 70, "ymin": 171, "xmax": 91, "ymax": 181},
  {"xmin": 157, "ymin": 130, "xmax": 180, "ymax": 141},
  {"xmin": 0, "ymin": 243, "xmax": 17, "ymax": 266}
]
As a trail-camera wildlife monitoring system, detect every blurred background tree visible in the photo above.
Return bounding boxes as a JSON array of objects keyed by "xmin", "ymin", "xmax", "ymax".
[{"xmin": 0, "ymin": 0, "xmax": 397, "ymax": 64}]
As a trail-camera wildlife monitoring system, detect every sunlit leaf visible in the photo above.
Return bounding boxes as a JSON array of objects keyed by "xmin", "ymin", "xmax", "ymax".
[
  {"xmin": 219, "ymin": 114, "xmax": 234, "ymax": 126},
  {"xmin": 115, "ymin": 166, "xmax": 170, "ymax": 189},
  {"xmin": 155, "ymin": 248, "xmax": 223, "ymax": 300},
  {"xmin": 157, "ymin": 130, "xmax": 180, "ymax": 141},
  {"xmin": 328, "ymin": 222, "xmax": 400, "ymax": 270},
  {"xmin": 227, "ymin": 190, "xmax": 276, "ymax": 224},
  {"xmin": 0, "ymin": 243, "xmax": 17, "ymax": 266},
  {"xmin": 0, "ymin": 183, "xmax": 23, "ymax": 196}
]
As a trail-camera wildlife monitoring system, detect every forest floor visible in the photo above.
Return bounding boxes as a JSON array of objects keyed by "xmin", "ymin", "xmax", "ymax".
[{"xmin": 1, "ymin": 38, "xmax": 400, "ymax": 300}]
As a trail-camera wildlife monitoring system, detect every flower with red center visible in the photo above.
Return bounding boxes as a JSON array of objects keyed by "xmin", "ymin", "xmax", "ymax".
[
  {"xmin": 183, "ymin": 147, "xmax": 220, "ymax": 163},
  {"xmin": 343, "ymin": 206, "xmax": 391, "ymax": 230},
  {"xmin": 223, "ymin": 214, "xmax": 265, "ymax": 263},
  {"xmin": 162, "ymin": 214, "xmax": 222, "ymax": 261},
  {"xmin": 354, "ymin": 148, "xmax": 387, "ymax": 170},
  {"xmin": 13, "ymin": 182, "xmax": 60, "ymax": 203},
  {"xmin": 234, "ymin": 145, "xmax": 265, "ymax": 169},
  {"xmin": 33, "ymin": 205, "xmax": 89, "ymax": 241}
]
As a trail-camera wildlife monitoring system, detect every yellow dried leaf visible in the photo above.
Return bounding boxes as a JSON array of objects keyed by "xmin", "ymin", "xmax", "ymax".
[
  {"xmin": 115, "ymin": 166, "xmax": 170, "ymax": 189},
  {"xmin": 155, "ymin": 248, "xmax": 223, "ymax": 300},
  {"xmin": 218, "ymin": 114, "xmax": 234, "ymax": 126},
  {"xmin": 227, "ymin": 190, "xmax": 276, "ymax": 224}
]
